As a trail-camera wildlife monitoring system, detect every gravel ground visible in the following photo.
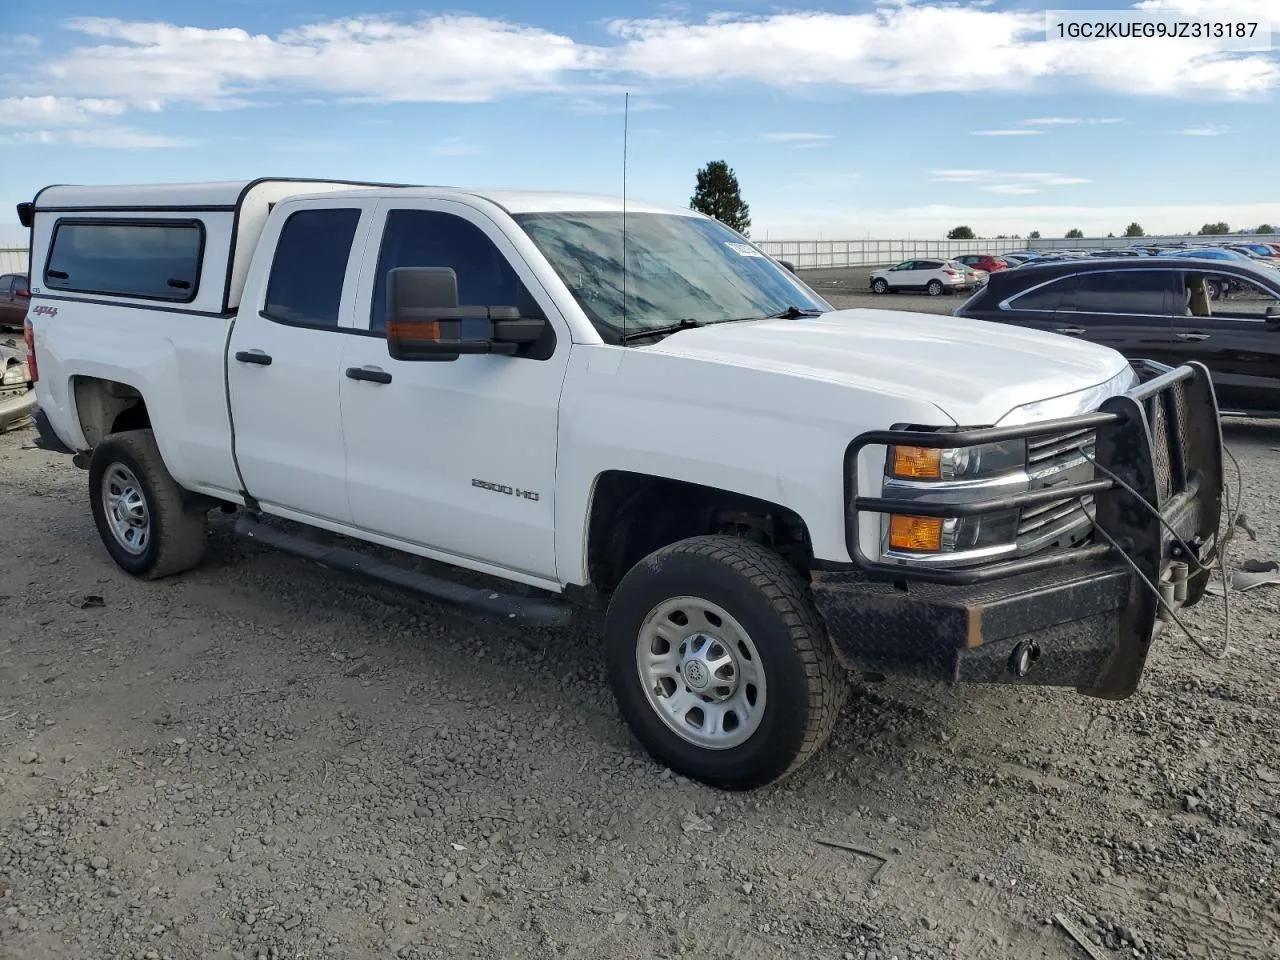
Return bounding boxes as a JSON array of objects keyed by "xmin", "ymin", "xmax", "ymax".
[{"xmin": 3, "ymin": 314, "xmax": 1280, "ymax": 959}]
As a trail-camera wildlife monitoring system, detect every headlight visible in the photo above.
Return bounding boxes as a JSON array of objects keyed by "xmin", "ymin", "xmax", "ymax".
[
  {"xmin": 2, "ymin": 363, "xmax": 29, "ymax": 385},
  {"xmin": 886, "ymin": 439, "xmax": 1025, "ymax": 481},
  {"xmin": 887, "ymin": 510, "xmax": 1020, "ymax": 554}
]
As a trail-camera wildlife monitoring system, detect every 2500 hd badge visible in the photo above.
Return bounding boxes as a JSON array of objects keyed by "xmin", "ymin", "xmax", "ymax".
[{"xmin": 472, "ymin": 478, "xmax": 540, "ymax": 501}]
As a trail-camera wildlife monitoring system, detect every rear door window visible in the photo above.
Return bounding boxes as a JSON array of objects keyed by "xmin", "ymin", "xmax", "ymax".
[
  {"xmin": 44, "ymin": 220, "xmax": 204, "ymax": 302},
  {"xmin": 262, "ymin": 208, "xmax": 362, "ymax": 328},
  {"xmin": 1063, "ymin": 270, "xmax": 1174, "ymax": 315},
  {"xmin": 1007, "ymin": 275, "xmax": 1079, "ymax": 312}
]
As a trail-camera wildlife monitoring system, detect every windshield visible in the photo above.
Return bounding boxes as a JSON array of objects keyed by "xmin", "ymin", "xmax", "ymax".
[{"xmin": 511, "ymin": 211, "xmax": 832, "ymax": 343}]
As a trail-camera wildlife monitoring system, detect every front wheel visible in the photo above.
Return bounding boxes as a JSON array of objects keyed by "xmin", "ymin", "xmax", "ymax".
[
  {"xmin": 603, "ymin": 535, "xmax": 848, "ymax": 790},
  {"xmin": 88, "ymin": 429, "xmax": 208, "ymax": 579},
  {"xmin": 871, "ymin": 278, "xmax": 888, "ymax": 294},
  {"xmin": 926, "ymin": 279, "xmax": 944, "ymax": 296}
]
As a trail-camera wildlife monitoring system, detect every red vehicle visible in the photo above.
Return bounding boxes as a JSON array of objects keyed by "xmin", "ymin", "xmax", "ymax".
[{"xmin": 954, "ymin": 254, "xmax": 1010, "ymax": 273}]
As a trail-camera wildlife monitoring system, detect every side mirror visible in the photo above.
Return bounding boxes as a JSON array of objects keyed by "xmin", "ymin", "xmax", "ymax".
[
  {"xmin": 1266, "ymin": 305, "xmax": 1280, "ymax": 322},
  {"xmin": 384, "ymin": 266, "xmax": 545, "ymax": 362},
  {"xmin": 777, "ymin": 259, "xmax": 796, "ymax": 275}
]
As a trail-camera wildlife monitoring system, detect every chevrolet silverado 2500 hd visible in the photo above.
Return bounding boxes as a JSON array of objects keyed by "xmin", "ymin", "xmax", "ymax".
[{"xmin": 17, "ymin": 178, "xmax": 1224, "ymax": 790}]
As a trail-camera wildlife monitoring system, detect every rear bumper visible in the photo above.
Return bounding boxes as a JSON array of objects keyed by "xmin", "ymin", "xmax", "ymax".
[{"xmin": 822, "ymin": 360, "xmax": 1223, "ymax": 699}]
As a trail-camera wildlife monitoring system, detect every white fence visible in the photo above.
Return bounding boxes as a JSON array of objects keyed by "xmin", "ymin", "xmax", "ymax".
[
  {"xmin": 755, "ymin": 233, "xmax": 1279, "ymax": 269},
  {"xmin": 2, "ymin": 232, "xmax": 1277, "ymax": 276},
  {"xmin": 0, "ymin": 247, "xmax": 28, "ymax": 274}
]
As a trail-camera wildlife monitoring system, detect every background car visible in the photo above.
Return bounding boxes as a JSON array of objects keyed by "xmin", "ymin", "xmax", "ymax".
[
  {"xmin": 954, "ymin": 253, "xmax": 1009, "ymax": 274},
  {"xmin": 869, "ymin": 259, "xmax": 974, "ymax": 295},
  {"xmin": 0, "ymin": 336, "xmax": 35, "ymax": 432},
  {"xmin": 953, "ymin": 256, "xmax": 1280, "ymax": 416},
  {"xmin": 0, "ymin": 273, "xmax": 31, "ymax": 330}
]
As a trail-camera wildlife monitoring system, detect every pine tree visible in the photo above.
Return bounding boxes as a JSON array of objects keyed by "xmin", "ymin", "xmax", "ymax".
[{"xmin": 690, "ymin": 160, "xmax": 751, "ymax": 235}]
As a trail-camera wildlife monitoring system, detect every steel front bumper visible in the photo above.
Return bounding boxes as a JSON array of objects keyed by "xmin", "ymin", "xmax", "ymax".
[{"xmin": 814, "ymin": 360, "xmax": 1223, "ymax": 700}]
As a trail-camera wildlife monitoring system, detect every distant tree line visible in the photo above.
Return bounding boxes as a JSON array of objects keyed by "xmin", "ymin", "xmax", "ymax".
[{"xmin": 947, "ymin": 222, "xmax": 1275, "ymax": 240}]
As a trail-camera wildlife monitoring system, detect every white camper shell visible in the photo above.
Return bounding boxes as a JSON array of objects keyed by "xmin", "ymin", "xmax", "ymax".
[{"xmin": 28, "ymin": 178, "xmax": 410, "ymax": 314}]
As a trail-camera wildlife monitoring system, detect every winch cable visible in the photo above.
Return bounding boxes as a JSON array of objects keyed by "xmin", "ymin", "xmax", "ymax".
[{"xmin": 1072, "ymin": 439, "xmax": 1244, "ymax": 661}]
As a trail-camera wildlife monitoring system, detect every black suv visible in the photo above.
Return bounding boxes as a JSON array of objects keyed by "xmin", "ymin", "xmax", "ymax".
[{"xmin": 954, "ymin": 257, "xmax": 1280, "ymax": 417}]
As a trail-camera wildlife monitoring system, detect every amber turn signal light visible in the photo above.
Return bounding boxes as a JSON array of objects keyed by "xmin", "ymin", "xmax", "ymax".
[
  {"xmin": 888, "ymin": 514, "xmax": 943, "ymax": 552},
  {"xmin": 889, "ymin": 445, "xmax": 941, "ymax": 480}
]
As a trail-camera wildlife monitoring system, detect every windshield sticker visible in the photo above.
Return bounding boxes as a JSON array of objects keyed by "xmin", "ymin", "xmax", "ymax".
[{"xmin": 725, "ymin": 242, "xmax": 763, "ymax": 257}]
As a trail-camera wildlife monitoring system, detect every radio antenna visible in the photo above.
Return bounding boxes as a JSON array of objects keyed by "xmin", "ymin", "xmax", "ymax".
[{"xmin": 621, "ymin": 91, "xmax": 629, "ymax": 342}]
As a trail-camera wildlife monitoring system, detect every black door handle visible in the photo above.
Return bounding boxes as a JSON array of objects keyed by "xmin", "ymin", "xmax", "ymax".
[
  {"xmin": 1055, "ymin": 326, "xmax": 1087, "ymax": 335},
  {"xmin": 1178, "ymin": 332, "xmax": 1211, "ymax": 342},
  {"xmin": 345, "ymin": 366, "xmax": 392, "ymax": 384},
  {"xmin": 235, "ymin": 350, "xmax": 272, "ymax": 365}
]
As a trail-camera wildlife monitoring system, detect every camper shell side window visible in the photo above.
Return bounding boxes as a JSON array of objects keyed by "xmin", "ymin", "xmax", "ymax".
[{"xmin": 44, "ymin": 218, "xmax": 206, "ymax": 304}]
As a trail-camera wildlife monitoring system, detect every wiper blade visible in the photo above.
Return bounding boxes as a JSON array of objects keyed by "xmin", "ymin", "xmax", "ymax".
[
  {"xmin": 762, "ymin": 305, "xmax": 825, "ymax": 320},
  {"xmin": 620, "ymin": 317, "xmax": 704, "ymax": 343}
]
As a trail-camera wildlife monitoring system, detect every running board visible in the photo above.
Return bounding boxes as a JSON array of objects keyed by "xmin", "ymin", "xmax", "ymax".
[{"xmin": 234, "ymin": 514, "xmax": 574, "ymax": 627}]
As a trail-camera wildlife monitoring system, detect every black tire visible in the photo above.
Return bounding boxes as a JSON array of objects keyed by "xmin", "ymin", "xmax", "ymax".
[
  {"xmin": 926, "ymin": 279, "xmax": 944, "ymax": 296},
  {"xmin": 603, "ymin": 535, "xmax": 848, "ymax": 790},
  {"xmin": 871, "ymin": 278, "xmax": 888, "ymax": 294},
  {"xmin": 1206, "ymin": 279, "xmax": 1222, "ymax": 301},
  {"xmin": 88, "ymin": 429, "xmax": 208, "ymax": 579}
]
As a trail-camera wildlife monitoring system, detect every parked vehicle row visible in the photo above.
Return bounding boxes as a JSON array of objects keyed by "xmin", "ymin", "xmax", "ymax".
[
  {"xmin": 955, "ymin": 254, "xmax": 1280, "ymax": 417},
  {"xmin": 868, "ymin": 258, "xmax": 987, "ymax": 295}
]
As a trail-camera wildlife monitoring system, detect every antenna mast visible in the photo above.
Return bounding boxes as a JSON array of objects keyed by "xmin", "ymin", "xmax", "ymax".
[{"xmin": 621, "ymin": 91, "xmax": 629, "ymax": 341}]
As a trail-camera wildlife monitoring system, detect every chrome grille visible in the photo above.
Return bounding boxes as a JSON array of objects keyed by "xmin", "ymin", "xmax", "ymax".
[{"xmin": 1017, "ymin": 428, "xmax": 1097, "ymax": 552}]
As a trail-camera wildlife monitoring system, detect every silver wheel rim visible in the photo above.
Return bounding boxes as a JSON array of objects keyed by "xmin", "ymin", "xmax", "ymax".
[
  {"xmin": 101, "ymin": 463, "xmax": 150, "ymax": 556},
  {"xmin": 636, "ymin": 596, "xmax": 767, "ymax": 751}
]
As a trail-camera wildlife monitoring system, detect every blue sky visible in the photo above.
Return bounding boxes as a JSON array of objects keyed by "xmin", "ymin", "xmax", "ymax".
[{"xmin": 2, "ymin": 0, "xmax": 1278, "ymax": 245}]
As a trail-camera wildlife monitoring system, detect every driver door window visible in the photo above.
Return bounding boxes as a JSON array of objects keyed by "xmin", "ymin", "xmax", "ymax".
[{"xmin": 339, "ymin": 203, "xmax": 566, "ymax": 581}]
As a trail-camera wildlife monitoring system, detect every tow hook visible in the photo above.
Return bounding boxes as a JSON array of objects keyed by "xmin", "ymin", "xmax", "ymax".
[
  {"xmin": 1010, "ymin": 640, "xmax": 1040, "ymax": 678},
  {"xmin": 1157, "ymin": 560, "xmax": 1190, "ymax": 621}
]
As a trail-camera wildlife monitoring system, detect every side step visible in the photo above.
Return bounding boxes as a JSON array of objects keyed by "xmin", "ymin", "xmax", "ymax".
[{"xmin": 234, "ymin": 514, "xmax": 575, "ymax": 627}]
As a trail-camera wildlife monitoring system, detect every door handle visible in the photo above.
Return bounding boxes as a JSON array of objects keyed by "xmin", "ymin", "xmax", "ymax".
[
  {"xmin": 1177, "ymin": 332, "xmax": 1211, "ymax": 342},
  {"xmin": 345, "ymin": 365, "xmax": 392, "ymax": 384},
  {"xmin": 1054, "ymin": 326, "xmax": 1087, "ymax": 336},
  {"xmin": 235, "ymin": 349, "xmax": 272, "ymax": 365}
]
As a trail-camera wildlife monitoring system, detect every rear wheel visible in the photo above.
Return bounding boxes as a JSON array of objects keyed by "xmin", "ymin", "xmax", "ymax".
[
  {"xmin": 88, "ymin": 429, "xmax": 207, "ymax": 579},
  {"xmin": 926, "ymin": 279, "xmax": 944, "ymax": 296},
  {"xmin": 871, "ymin": 278, "xmax": 888, "ymax": 294},
  {"xmin": 603, "ymin": 535, "xmax": 848, "ymax": 790}
]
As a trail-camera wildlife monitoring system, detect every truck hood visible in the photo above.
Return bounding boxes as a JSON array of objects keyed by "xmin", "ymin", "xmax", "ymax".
[{"xmin": 641, "ymin": 308, "xmax": 1132, "ymax": 425}]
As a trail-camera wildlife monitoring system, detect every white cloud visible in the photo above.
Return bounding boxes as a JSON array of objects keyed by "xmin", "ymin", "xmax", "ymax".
[
  {"xmin": 970, "ymin": 128, "xmax": 1044, "ymax": 136},
  {"xmin": 1180, "ymin": 124, "xmax": 1230, "ymax": 135},
  {"xmin": 604, "ymin": 8, "xmax": 1280, "ymax": 96},
  {"xmin": 0, "ymin": 96, "xmax": 127, "ymax": 126},
  {"xmin": 931, "ymin": 170, "xmax": 1092, "ymax": 188},
  {"xmin": 1020, "ymin": 116, "xmax": 1123, "ymax": 125},
  {"xmin": 0, "ymin": 127, "xmax": 195, "ymax": 148},
  {"xmin": 40, "ymin": 15, "xmax": 602, "ymax": 108},
  {"xmin": 16, "ymin": 6, "xmax": 1278, "ymax": 129},
  {"xmin": 982, "ymin": 184, "xmax": 1043, "ymax": 195}
]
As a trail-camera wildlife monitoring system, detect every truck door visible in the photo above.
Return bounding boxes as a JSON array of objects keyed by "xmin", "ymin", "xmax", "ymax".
[
  {"xmin": 338, "ymin": 200, "xmax": 569, "ymax": 583},
  {"xmin": 227, "ymin": 199, "xmax": 376, "ymax": 524}
]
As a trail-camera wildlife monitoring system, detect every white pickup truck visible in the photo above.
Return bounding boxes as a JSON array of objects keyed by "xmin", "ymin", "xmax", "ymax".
[{"xmin": 17, "ymin": 178, "xmax": 1224, "ymax": 790}]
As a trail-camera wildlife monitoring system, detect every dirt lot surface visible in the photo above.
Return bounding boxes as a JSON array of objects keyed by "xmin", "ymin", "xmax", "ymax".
[{"xmin": 4, "ymin": 323, "xmax": 1280, "ymax": 959}]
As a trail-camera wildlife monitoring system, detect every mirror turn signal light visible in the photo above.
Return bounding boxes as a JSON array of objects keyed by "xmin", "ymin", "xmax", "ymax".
[{"xmin": 888, "ymin": 514, "xmax": 943, "ymax": 552}]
